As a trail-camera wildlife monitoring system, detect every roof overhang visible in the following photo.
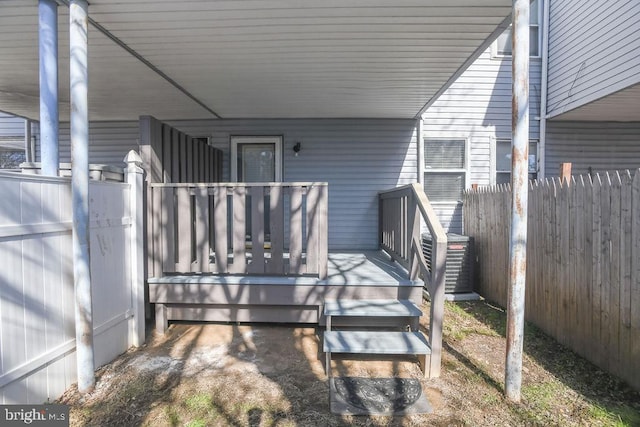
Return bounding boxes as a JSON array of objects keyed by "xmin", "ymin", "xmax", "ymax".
[
  {"xmin": 0, "ymin": 0, "xmax": 512, "ymax": 121},
  {"xmin": 548, "ymin": 83, "xmax": 640, "ymax": 122}
]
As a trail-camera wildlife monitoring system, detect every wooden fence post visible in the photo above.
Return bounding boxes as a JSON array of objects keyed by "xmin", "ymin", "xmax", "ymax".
[{"xmin": 560, "ymin": 163, "xmax": 572, "ymax": 184}]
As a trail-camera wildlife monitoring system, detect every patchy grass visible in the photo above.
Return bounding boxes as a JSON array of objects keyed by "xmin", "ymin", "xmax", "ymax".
[
  {"xmin": 444, "ymin": 301, "xmax": 640, "ymax": 426},
  {"xmin": 58, "ymin": 301, "xmax": 640, "ymax": 426}
]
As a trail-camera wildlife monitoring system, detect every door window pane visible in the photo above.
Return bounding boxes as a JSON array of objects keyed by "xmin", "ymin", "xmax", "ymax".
[{"xmin": 237, "ymin": 143, "xmax": 275, "ymax": 182}]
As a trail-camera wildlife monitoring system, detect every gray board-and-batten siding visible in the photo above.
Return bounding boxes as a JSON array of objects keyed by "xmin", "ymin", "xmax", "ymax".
[{"xmin": 37, "ymin": 118, "xmax": 419, "ymax": 251}]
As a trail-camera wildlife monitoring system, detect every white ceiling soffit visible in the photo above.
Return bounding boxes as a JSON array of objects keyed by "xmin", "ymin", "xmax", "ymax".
[
  {"xmin": 550, "ymin": 83, "xmax": 640, "ymax": 122},
  {"xmin": 0, "ymin": 0, "xmax": 512, "ymax": 121}
]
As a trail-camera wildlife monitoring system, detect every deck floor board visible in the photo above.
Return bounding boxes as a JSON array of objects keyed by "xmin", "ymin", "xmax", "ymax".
[{"xmin": 149, "ymin": 251, "xmax": 422, "ymax": 288}]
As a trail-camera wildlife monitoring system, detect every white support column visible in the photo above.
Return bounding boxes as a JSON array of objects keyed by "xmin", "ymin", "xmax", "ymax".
[
  {"xmin": 70, "ymin": 0, "xmax": 94, "ymax": 394},
  {"xmin": 505, "ymin": 0, "xmax": 530, "ymax": 403},
  {"xmin": 39, "ymin": 0, "xmax": 59, "ymax": 176},
  {"xmin": 124, "ymin": 150, "xmax": 146, "ymax": 347}
]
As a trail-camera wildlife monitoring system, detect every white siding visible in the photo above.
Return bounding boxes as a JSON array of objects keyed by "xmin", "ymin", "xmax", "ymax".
[
  {"xmin": 422, "ymin": 49, "xmax": 542, "ymax": 232},
  {"xmin": 545, "ymin": 121, "xmax": 640, "ymax": 177},
  {"xmin": 169, "ymin": 119, "xmax": 418, "ymax": 251},
  {"xmin": 546, "ymin": 0, "xmax": 640, "ymax": 118}
]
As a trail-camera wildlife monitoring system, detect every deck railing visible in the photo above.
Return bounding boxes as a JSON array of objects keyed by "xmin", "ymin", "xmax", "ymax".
[
  {"xmin": 379, "ymin": 183, "xmax": 447, "ymax": 377},
  {"xmin": 148, "ymin": 182, "xmax": 328, "ymax": 279}
]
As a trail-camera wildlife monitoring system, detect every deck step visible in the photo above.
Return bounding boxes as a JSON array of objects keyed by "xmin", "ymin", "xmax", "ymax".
[
  {"xmin": 324, "ymin": 299, "xmax": 422, "ymax": 318},
  {"xmin": 324, "ymin": 331, "xmax": 430, "ymax": 355},
  {"xmin": 322, "ymin": 299, "xmax": 428, "ymax": 377}
]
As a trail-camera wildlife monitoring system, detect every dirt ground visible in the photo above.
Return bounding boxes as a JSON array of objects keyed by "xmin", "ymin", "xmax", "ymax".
[{"xmin": 59, "ymin": 301, "xmax": 640, "ymax": 426}]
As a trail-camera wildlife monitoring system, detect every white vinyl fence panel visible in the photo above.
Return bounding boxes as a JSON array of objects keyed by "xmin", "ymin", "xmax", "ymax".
[{"xmin": 0, "ymin": 165, "xmax": 143, "ymax": 404}]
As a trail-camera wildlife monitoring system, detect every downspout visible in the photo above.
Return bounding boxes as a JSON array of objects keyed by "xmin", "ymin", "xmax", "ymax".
[
  {"xmin": 539, "ymin": 0, "xmax": 550, "ymax": 178},
  {"xmin": 417, "ymin": 117, "xmax": 424, "ymax": 186}
]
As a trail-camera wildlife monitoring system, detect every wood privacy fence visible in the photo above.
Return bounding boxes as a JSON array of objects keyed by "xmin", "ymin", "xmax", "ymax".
[
  {"xmin": 0, "ymin": 156, "xmax": 145, "ymax": 403},
  {"xmin": 463, "ymin": 169, "xmax": 640, "ymax": 390},
  {"xmin": 148, "ymin": 182, "xmax": 328, "ymax": 279},
  {"xmin": 379, "ymin": 183, "xmax": 447, "ymax": 377}
]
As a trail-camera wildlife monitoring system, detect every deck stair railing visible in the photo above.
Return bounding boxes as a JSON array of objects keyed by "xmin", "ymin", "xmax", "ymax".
[
  {"xmin": 378, "ymin": 183, "xmax": 447, "ymax": 377},
  {"xmin": 148, "ymin": 182, "xmax": 328, "ymax": 279}
]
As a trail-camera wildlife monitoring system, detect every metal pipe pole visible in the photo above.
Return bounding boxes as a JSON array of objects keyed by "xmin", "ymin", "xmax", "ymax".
[
  {"xmin": 505, "ymin": 0, "xmax": 529, "ymax": 403},
  {"xmin": 24, "ymin": 119, "xmax": 33, "ymax": 163},
  {"xmin": 39, "ymin": 0, "xmax": 59, "ymax": 176},
  {"xmin": 70, "ymin": 0, "xmax": 94, "ymax": 394}
]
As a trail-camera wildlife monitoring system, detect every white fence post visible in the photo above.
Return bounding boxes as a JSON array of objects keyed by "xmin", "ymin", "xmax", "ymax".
[{"xmin": 125, "ymin": 150, "xmax": 146, "ymax": 346}]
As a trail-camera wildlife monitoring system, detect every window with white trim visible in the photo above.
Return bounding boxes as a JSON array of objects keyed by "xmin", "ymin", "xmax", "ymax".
[
  {"xmin": 494, "ymin": 0, "xmax": 541, "ymax": 57},
  {"xmin": 495, "ymin": 139, "xmax": 538, "ymax": 185},
  {"xmin": 424, "ymin": 139, "xmax": 467, "ymax": 202}
]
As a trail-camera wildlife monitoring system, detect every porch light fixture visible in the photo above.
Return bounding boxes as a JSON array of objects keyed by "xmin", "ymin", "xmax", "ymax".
[{"xmin": 293, "ymin": 142, "xmax": 301, "ymax": 156}]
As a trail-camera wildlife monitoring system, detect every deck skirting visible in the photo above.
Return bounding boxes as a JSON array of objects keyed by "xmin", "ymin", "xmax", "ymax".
[{"xmin": 148, "ymin": 252, "xmax": 424, "ymax": 328}]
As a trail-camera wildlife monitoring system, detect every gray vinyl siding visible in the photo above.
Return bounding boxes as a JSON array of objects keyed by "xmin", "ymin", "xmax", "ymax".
[
  {"xmin": 546, "ymin": 0, "xmax": 640, "ymax": 118},
  {"xmin": 31, "ymin": 118, "xmax": 416, "ymax": 250},
  {"xmin": 545, "ymin": 121, "xmax": 640, "ymax": 177},
  {"xmin": 422, "ymin": 49, "xmax": 542, "ymax": 233},
  {"xmin": 0, "ymin": 113, "xmax": 26, "ymax": 138},
  {"xmin": 34, "ymin": 121, "xmax": 139, "ymax": 166},
  {"xmin": 168, "ymin": 119, "xmax": 417, "ymax": 251},
  {"xmin": 0, "ymin": 113, "xmax": 26, "ymax": 149}
]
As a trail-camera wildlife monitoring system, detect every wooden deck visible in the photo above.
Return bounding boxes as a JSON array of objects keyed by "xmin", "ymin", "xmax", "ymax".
[{"xmin": 149, "ymin": 251, "xmax": 423, "ymax": 328}]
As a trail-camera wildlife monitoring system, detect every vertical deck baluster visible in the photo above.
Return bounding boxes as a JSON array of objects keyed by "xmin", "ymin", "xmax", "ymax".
[
  {"xmin": 249, "ymin": 186, "xmax": 265, "ymax": 273},
  {"xmin": 231, "ymin": 186, "xmax": 247, "ymax": 273},
  {"xmin": 268, "ymin": 185, "xmax": 284, "ymax": 274},
  {"xmin": 195, "ymin": 186, "xmax": 210, "ymax": 273},
  {"xmin": 150, "ymin": 186, "xmax": 161, "ymax": 278},
  {"xmin": 161, "ymin": 186, "xmax": 176, "ymax": 273},
  {"xmin": 213, "ymin": 186, "xmax": 228, "ymax": 273},
  {"xmin": 306, "ymin": 184, "xmax": 320, "ymax": 275},
  {"xmin": 176, "ymin": 187, "xmax": 192, "ymax": 272},
  {"xmin": 290, "ymin": 186, "xmax": 304, "ymax": 274}
]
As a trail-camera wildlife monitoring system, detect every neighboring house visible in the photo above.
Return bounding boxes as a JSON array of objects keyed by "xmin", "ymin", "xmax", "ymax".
[
  {"xmin": 0, "ymin": 112, "xmax": 29, "ymax": 169},
  {"xmin": 422, "ymin": 0, "xmax": 640, "ymax": 232},
  {"xmin": 543, "ymin": 0, "xmax": 640, "ymax": 175}
]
